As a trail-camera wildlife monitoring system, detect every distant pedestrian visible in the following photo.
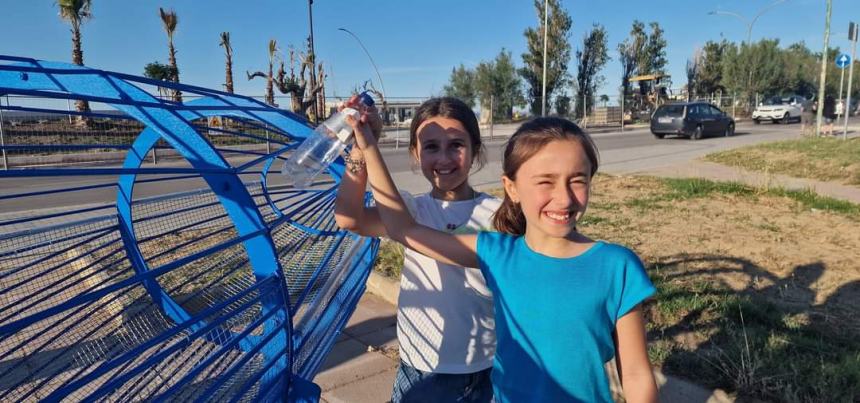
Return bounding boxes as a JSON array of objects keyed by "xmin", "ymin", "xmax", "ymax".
[
  {"xmin": 823, "ymin": 95, "xmax": 836, "ymax": 136},
  {"xmin": 800, "ymin": 98, "xmax": 815, "ymax": 136}
]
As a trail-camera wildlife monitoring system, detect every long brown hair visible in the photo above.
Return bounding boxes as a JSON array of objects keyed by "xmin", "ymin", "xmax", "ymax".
[
  {"xmin": 493, "ymin": 117, "xmax": 600, "ymax": 235},
  {"xmin": 408, "ymin": 97, "xmax": 486, "ymax": 170}
]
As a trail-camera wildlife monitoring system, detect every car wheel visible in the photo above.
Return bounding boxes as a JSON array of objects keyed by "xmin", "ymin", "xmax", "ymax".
[
  {"xmin": 781, "ymin": 113, "xmax": 791, "ymax": 124},
  {"xmin": 652, "ymin": 132, "xmax": 665, "ymax": 139},
  {"xmin": 692, "ymin": 125, "xmax": 703, "ymax": 140},
  {"xmin": 725, "ymin": 123, "xmax": 735, "ymax": 137},
  {"xmin": 753, "ymin": 119, "xmax": 760, "ymax": 125}
]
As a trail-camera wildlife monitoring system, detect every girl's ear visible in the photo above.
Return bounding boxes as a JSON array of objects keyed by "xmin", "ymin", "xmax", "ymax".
[{"xmin": 502, "ymin": 175, "xmax": 519, "ymax": 203}]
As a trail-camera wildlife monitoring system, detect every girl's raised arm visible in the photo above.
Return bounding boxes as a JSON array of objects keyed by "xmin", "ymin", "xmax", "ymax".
[
  {"xmin": 334, "ymin": 100, "xmax": 387, "ymax": 237},
  {"xmin": 345, "ymin": 114, "xmax": 479, "ymax": 269}
]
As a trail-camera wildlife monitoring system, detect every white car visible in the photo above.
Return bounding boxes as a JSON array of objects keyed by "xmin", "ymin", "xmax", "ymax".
[{"xmin": 752, "ymin": 95, "xmax": 805, "ymax": 124}]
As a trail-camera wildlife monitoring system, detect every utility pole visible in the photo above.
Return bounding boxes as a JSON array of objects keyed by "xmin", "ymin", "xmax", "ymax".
[
  {"xmin": 844, "ymin": 22, "xmax": 858, "ymax": 140},
  {"xmin": 307, "ymin": 0, "xmax": 318, "ymax": 123},
  {"xmin": 541, "ymin": 0, "xmax": 548, "ymax": 116},
  {"xmin": 490, "ymin": 94, "xmax": 494, "ymax": 139},
  {"xmin": 815, "ymin": 0, "xmax": 832, "ymax": 137}
]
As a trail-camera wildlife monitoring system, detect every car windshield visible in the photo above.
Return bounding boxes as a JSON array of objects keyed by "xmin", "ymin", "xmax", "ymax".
[
  {"xmin": 655, "ymin": 105, "xmax": 684, "ymax": 118},
  {"xmin": 762, "ymin": 97, "xmax": 786, "ymax": 106}
]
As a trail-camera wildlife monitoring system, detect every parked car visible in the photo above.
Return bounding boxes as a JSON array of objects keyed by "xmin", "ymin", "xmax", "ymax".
[
  {"xmin": 752, "ymin": 95, "xmax": 805, "ymax": 124},
  {"xmin": 650, "ymin": 102, "xmax": 735, "ymax": 140}
]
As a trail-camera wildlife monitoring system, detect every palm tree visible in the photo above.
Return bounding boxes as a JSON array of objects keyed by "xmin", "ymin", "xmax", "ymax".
[
  {"xmin": 264, "ymin": 39, "xmax": 277, "ymax": 106},
  {"xmin": 159, "ymin": 7, "xmax": 182, "ymax": 102},
  {"xmin": 56, "ymin": 0, "xmax": 92, "ymax": 124},
  {"xmin": 245, "ymin": 39, "xmax": 278, "ymax": 107},
  {"xmin": 219, "ymin": 32, "xmax": 234, "ymax": 93},
  {"xmin": 600, "ymin": 94, "xmax": 610, "ymax": 107}
]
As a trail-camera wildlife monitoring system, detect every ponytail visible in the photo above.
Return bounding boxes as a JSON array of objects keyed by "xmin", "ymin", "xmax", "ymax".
[{"xmin": 493, "ymin": 194, "xmax": 527, "ymax": 235}]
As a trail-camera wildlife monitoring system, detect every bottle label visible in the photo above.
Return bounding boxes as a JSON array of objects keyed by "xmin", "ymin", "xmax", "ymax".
[{"xmin": 334, "ymin": 108, "xmax": 359, "ymax": 142}]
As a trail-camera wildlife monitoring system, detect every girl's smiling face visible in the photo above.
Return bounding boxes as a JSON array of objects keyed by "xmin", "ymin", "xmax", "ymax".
[
  {"xmin": 413, "ymin": 116, "xmax": 475, "ymax": 200},
  {"xmin": 502, "ymin": 139, "xmax": 592, "ymax": 241}
]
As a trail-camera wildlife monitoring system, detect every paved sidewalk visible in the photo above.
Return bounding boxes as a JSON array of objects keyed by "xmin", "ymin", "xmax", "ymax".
[{"xmin": 316, "ymin": 293, "xmax": 398, "ymax": 403}]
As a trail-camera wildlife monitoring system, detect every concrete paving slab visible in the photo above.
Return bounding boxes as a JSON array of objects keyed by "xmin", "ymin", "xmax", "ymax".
[
  {"xmin": 340, "ymin": 295, "xmax": 397, "ymax": 338},
  {"xmin": 321, "ymin": 366, "xmax": 397, "ymax": 403},
  {"xmin": 315, "ymin": 338, "xmax": 398, "ymax": 392}
]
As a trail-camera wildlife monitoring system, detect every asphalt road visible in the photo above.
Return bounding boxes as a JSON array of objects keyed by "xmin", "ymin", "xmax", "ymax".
[{"xmin": 0, "ymin": 119, "xmax": 849, "ymax": 215}]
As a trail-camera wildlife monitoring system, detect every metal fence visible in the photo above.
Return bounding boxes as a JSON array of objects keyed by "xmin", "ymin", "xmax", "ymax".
[{"xmin": 0, "ymin": 55, "xmax": 379, "ymax": 401}]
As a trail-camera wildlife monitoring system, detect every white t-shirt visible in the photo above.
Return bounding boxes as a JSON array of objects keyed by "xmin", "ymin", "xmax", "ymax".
[{"xmin": 396, "ymin": 191, "xmax": 501, "ymax": 373}]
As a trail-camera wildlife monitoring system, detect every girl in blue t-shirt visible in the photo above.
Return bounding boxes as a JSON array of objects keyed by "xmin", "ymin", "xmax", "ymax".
[{"xmin": 348, "ymin": 114, "xmax": 658, "ymax": 402}]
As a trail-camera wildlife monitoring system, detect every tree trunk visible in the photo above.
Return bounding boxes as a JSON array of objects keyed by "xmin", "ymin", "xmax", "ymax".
[
  {"xmin": 266, "ymin": 62, "xmax": 275, "ymax": 106},
  {"xmin": 168, "ymin": 39, "xmax": 182, "ymax": 102},
  {"xmin": 225, "ymin": 54, "xmax": 234, "ymax": 93},
  {"xmin": 71, "ymin": 23, "xmax": 91, "ymax": 126}
]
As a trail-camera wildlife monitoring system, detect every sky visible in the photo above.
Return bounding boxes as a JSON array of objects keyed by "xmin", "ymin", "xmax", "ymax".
[{"xmin": 2, "ymin": 0, "xmax": 859, "ymax": 103}]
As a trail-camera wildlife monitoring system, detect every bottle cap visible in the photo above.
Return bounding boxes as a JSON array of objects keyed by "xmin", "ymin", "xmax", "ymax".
[{"xmin": 358, "ymin": 91, "xmax": 375, "ymax": 107}]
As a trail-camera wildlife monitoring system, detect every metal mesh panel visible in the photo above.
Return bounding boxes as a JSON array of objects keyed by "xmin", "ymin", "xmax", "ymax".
[{"xmin": 0, "ymin": 56, "xmax": 378, "ymax": 401}]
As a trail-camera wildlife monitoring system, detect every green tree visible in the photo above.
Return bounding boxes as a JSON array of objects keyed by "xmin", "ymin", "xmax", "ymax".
[
  {"xmin": 220, "ymin": 32, "xmax": 234, "ymax": 94},
  {"xmin": 56, "ymin": 0, "xmax": 92, "ymax": 122},
  {"xmin": 599, "ymin": 94, "xmax": 610, "ymax": 106},
  {"xmin": 781, "ymin": 42, "xmax": 817, "ymax": 97},
  {"xmin": 443, "ymin": 64, "xmax": 476, "ymax": 108},
  {"xmin": 686, "ymin": 48, "xmax": 701, "ymax": 101},
  {"xmin": 555, "ymin": 94, "xmax": 571, "ymax": 116},
  {"xmin": 642, "ymin": 22, "xmax": 668, "ymax": 75},
  {"xmin": 159, "ymin": 7, "xmax": 182, "ymax": 102},
  {"xmin": 722, "ymin": 39, "xmax": 786, "ymax": 100},
  {"xmin": 695, "ymin": 40, "xmax": 729, "ymax": 96},
  {"xmin": 491, "ymin": 49, "xmax": 526, "ymax": 120},
  {"xmin": 574, "ymin": 24, "xmax": 610, "ymax": 119},
  {"xmin": 520, "ymin": 0, "xmax": 572, "ymax": 116},
  {"xmin": 143, "ymin": 61, "xmax": 177, "ymax": 98},
  {"xmin": 475, "ymin": 50, "xmax": 526, "ymax": 121},
  {"xmin": 617, "ymin": 21, "xmax": 647, "ymax": 102}
]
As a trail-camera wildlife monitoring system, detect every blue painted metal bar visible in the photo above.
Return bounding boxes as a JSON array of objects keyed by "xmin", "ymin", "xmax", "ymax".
[
  {"xmin": 0, "ymin": 167, "xmax": 235, "ymax": 177},
  {"xmin": 49, "ymin": 278, "xmax": 276, "ymax": 400},
  {"xmin": 0, "ymin": 103, "xmax": 137, "ymax": 120},
  {"xmin": 0, "ymin": 144, "xmax": 133, "ymax": 150},
  {"xmin": 0, "ymin": 55, "xmax": 379, "ymax": 401},
  {"xmin": 0, "ymin": 228, "xmax": 262, "ymax": 337},
  {"xmin": 290, "ymin": 234, "xmax": 347, "ymax": 310}
]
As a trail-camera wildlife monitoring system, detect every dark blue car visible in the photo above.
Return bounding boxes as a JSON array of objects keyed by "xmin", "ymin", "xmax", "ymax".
[{"xmin": 650, "ymin": 102, "xmax": 735, "ymax": 140}]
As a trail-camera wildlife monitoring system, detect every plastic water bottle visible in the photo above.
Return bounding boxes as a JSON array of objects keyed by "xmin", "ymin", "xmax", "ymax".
[{"xmin": 282, "ymin": 92, "xmax": 375, "ymax": 187}]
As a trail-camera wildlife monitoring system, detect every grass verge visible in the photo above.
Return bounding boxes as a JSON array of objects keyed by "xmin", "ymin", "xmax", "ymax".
[{"xmin": 704, "ymin": 136, "xmax": 860, "ymax": 186}]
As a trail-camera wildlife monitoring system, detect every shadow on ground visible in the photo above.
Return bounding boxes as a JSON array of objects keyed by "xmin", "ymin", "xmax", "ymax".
[{"xmin": 645, "ymin": 253, "xmax": 860, "ymax": 402}]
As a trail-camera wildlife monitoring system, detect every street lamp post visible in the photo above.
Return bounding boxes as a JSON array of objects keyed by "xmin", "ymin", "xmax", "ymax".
[
  {"xmin": 338, "ymin": 27, "xmax": 387, "ymax": 107},
  {"xmin": 541, "ymin": 0, "xmax": 548, "ymax": 117},
  {"xmin": 709, "ymin": 0, "xmax": 786, "ymax": 112},
  {"xmin": 307, "ymin": 0, "xmax": 319, "ymax": 123}
]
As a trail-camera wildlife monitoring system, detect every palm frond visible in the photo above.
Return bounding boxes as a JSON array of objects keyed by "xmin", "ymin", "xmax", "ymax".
[
  {"xmin": 57, "ymin": 0, "xmax": 92, "ymax": 23},
  {"xmin": 219, "ymin": 32, "xmax": 231, "ymax": 50},
  {"xmin": 159, "ymin": 7, "xmax": 178, "ymax": 35}
]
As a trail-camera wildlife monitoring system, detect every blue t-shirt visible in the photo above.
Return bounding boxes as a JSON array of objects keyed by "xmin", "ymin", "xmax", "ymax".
[{"xmin": 476, "ymin": 232, "xmax": 656, "ymax": 403}]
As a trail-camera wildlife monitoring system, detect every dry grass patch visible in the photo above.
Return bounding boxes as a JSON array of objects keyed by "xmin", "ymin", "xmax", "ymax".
[
  {"xmin": 584, "ymin": 174, "xmax": 860, "ymax": 402},
  {"xmin": 704, "ymin": 136, "xmax": 860, "ymax": 185}
]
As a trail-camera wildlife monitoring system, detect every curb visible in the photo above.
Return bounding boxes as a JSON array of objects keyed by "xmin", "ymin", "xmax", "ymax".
[{"xmin": 364, "ymin": 271, "xmax": 399, "ymax": 306}]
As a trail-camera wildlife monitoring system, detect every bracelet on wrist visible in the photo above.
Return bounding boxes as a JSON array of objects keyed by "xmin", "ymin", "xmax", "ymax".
[{"xmin": 343, "ymin": 153, "xmax": 367, "ymax": 174}]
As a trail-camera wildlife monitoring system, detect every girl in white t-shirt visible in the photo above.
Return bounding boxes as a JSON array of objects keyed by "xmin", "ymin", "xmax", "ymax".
[{"xmin": 335, "ymin": 97, "xmax": 500, "ymax": 402}]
